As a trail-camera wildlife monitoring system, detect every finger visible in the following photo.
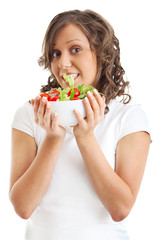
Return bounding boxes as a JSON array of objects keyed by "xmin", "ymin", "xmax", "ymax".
[
  {"xmin": 30, "ymin": 99, "xmax": 35, "ymax": 106},
  {"xmin": 87, "ymin": 91, "xmax": 100, "ymax": 118},
  {"xmin": 37, "ymin": 97, "xmax": 47, "ymax": 124},
  {"xmin": 74, "ymin": 108, "xmax": 86, "ymax": 126},
  {"xmin": 51, "ymin": 112, "xmax": 59, "ymax": 130},
  {"xmin": 43, "ymin": 102, "xmax": 52, "ymax": 127},
  {"xmin": 83, "ymin": 96, "xmax": 94, "ymax": 122},
  {"xmin": 34, "ymin": 96, "xmax": 40, "ymax": 111},
  {"xmin": 33, "ymin": 96, "xmax": 41, "ymax": 123},
  {"xmin": 100, "ymin": 96, "xmax": 106, "ymax": 116},
  {"xmin": 93, "ymin": 90, "xmax": 106, "ymax": 116}
]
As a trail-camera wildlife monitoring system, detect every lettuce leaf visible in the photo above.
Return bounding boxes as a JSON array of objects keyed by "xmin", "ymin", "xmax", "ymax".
[
  {"xmin": 63, "ymin": 73, "xmax": 74, "ymax": 89},
  {"xmin": 57, "ymin": 87, "xmax": 70, "ymax": 101}
]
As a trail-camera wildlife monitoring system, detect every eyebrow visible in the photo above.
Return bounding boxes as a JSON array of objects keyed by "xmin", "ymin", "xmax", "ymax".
[
  {"xmin": 52, "ymin": 38, "xmax": 86, "ymax": 48},
  {"xmin": 65, "ymin": 39, "xmax": 83, "ymax": 44}
]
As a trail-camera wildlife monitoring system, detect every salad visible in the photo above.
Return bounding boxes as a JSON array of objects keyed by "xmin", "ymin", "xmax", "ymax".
[{"xmin": 40, "ymin": 74, "xmax": 100, "ymax": 101}]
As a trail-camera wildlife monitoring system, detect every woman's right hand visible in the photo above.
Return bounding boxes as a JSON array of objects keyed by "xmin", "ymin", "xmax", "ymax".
[{"xmin": 30, "ymin": 96, "xmax": 66, "ymax": 139}]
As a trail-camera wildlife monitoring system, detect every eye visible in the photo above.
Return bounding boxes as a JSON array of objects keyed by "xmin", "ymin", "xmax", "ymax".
[
  {"xmin": 71, "ymin": 47, "xmax": 81, "ymax": 54},
  {"xmin": 52, "ymin": 50, "xmax": 61, "ymax": 58}
]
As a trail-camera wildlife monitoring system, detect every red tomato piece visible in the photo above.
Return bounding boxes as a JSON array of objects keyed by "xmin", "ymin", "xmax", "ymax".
[
  {"xmin": 49, "ymin": 95, "xmax": 60, "ymax": 101},
  {"xmin": 67, "ymin": 88, "xmax": 80, "ymax": 97},
  {"xmin": 50, "ymin": 90, "xmax": 60, "ymax": 95},
  {"xmin": 40, "ymin": 93, "xmax": 50, "ymax": 101}
]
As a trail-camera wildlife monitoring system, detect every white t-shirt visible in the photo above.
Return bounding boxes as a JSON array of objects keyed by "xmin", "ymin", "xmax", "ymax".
[{"xmin": 11, "ymin": 99, "xmax": 150, "ymax": 240}]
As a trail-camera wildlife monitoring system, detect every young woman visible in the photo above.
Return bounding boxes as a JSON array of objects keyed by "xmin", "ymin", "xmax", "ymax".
[{"xmin": 10, "ymin": 9, "xmax": 151, "ymax": 240}]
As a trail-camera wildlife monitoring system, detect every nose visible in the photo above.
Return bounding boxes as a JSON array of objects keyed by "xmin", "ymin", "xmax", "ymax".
[{"xmin": 58, "ymin": 52, "xmax": 72, "ymax": 69}]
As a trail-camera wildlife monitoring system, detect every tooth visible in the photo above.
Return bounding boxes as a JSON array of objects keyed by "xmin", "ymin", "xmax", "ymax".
[
  {"xmin": 63, "ymin": 73, "xmax": 78, "ymax": 79},
  {"xmin": 72, "ymin": 74, "xmax": 78, "ymax": 77}
]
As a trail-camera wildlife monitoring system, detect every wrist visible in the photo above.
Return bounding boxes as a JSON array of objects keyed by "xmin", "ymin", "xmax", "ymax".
[
  {"xmin": 74, "ymin": 131, "xmax": 95, "ymax": 142},
  {"xmin": 45, "ymin": 127, "xmax": 66, "ymax": 140},
  {"xmin": 45, "ymin": 133, "xmax": 65, "ymax": 143}
]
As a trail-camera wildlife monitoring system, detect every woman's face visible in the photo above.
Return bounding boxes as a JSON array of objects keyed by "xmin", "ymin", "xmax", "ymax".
[{"xmin": 51, "ymin": 24, "xmax": 98, "ymax": 88}]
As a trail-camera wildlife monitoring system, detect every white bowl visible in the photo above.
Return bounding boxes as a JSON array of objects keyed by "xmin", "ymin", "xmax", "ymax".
[{"xmin": 50, "ymin": 100, "xmax": 86, "ymax": 127}]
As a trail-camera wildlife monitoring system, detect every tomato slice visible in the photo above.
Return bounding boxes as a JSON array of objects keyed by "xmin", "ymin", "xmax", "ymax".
[
  {"xmin": 50, "ymin": 90, "xmax": 60, "ymax": 95},
  {"xmin": 40, "ymin": 93, "xmax": 50, "ymax": 101},
  {"xmin": 49, "ymin": 95, "xmax": 60, "ymax": 101},
  {"xmin": 68, "ymin": 88, "xmax": 80, "ymax": 97}
]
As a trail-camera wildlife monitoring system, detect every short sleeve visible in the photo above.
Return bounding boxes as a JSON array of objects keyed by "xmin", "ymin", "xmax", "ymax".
[
  {"xmin": 118, "ymin": 104, "xmax": 151, "ymax": 141},
  {"xmin": 11, "ymin": 101, "xmax": 35, "ymax": 137}
]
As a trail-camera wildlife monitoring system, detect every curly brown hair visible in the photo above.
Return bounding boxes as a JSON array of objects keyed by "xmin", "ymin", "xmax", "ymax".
[{"xmin": 38, "ymin": 9, "xmax": 131, "ymax": 113}]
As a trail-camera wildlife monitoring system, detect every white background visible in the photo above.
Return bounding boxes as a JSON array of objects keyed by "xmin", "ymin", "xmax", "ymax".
[{"xmin": 0, "ymin": 0, "xmax": 160, "ymax": 239}]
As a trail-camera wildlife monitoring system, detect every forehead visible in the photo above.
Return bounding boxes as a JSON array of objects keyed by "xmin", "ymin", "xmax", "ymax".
[{"xmin": 53, "ymin": 23, "xmax": 89, "ymax": 46}]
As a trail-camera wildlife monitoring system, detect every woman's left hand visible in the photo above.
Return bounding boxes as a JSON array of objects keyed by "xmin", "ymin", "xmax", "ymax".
[{"xmin": 73, "ymin": 89, "xmax": 106, "ymax": 138}]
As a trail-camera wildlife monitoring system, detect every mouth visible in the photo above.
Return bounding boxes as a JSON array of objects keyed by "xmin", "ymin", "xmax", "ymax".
[{"xmin": 61, "ymin": 73, "xmax": 79, "ymax": 82}]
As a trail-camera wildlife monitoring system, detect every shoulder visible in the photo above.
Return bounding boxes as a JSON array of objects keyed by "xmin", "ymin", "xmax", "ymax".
[
  {"xmin": 13, "ymin": 101, "xmax": 34, "ymax": 122},
  {"xmin": 108, "ymin": 99, "xmax": 145, "ymax": 118},
  {"xmin": 105, "ymin": 99, "xmax": 150, "ymax": 140},
  {"xmin": 11, "ymin": 101, "xmax": 35, "ymax": 137},
  {"xmin": 14, "ymin": 101, "xmax": 33, "ymax": 115}
]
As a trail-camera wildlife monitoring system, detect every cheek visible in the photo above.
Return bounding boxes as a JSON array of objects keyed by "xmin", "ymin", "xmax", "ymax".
[
  {"xmin": 51, "ymin": 63, "xmax": 56, "ymax": 74},
  {"xmin": 84, "ymin": 56, "xmax": 97, "ymax": 77},
  {"xmin": 51, "ymin": 64, "xmax": 60, "ymax": 81},
  {"xmin": 80, "ymin": 54, "xmax": 96, "ymax": 69}
]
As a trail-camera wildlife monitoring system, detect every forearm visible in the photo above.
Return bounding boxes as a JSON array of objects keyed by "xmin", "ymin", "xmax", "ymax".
[
  {"xmin": 75, "ymin": 133, "xmax": 134, "ymax": 221},
  {"xmin": 10, "ymin": 136, "xmax": 64, "ymax": 219}
]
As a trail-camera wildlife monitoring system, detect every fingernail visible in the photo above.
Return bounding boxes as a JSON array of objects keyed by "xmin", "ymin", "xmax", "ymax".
[
  {"xmin": 53, "ymin": 112, "xmax": 58, "ymax": 117},
  {"xmin": 42, "ymin": 96, "xmax": 47, "ymax": 102},
  {"xmin": 36, "ymin": 95, "xmax": 40, "ymax": 100},
  {"xmin": 93, "ymin": 89, "xmax": 98, "ymax": 94},
  {"xmin": 84, "ymin": 97, "xmax": 89, "ymax": 103},
  {"xmin": 30, "ymin": 99, "xmax": 34, "ymax": 105},
  {"xmin": 47, "ymin": 102, "xmax": 50, "ymax": 108},
  {"xmin": 74, "ymin": 108, "xmax": 79, "ymax": 113},
  {"xmin": 87, "ymin": 91, "xmax": 92, "ymax": 96}
]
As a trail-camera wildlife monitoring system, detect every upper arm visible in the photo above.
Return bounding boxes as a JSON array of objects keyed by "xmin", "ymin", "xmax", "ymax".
[
  {"xmin": 10, "ymin": 128, "xmax": 37, "ymax": 192},
  {"xmin": 115, "ymin": 131, "xmax": 151, "ymax": 201}
]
